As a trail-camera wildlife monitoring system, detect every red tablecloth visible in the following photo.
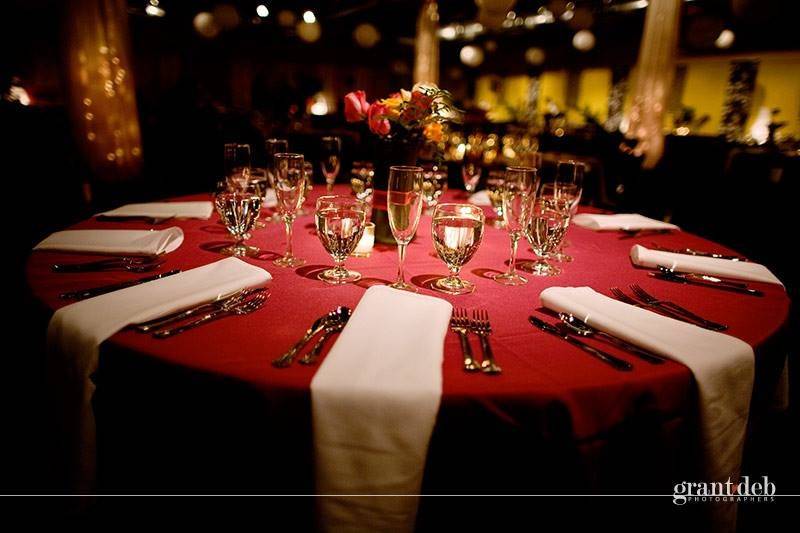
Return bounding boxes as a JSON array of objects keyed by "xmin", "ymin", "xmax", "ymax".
[{"xmin": 26, "ymin": 185, "xmax": 790, "ymax": 501}]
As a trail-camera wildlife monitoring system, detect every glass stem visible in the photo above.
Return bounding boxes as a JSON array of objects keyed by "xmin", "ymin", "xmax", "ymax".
[
  {"xmin": 507, "ymin": 233, "xmax": 519, "ymax": 276},
  {"xmin": 284, "ymin": 217, "xmax": 293, "ymax": 258},
  {"xmin": 396, "ymin": 243, "xmax": 407, "ymax": 285}
]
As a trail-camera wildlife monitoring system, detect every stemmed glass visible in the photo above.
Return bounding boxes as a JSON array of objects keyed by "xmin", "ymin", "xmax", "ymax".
[
  {"xmin": 321, "ymin": 136, "xmax": 342, "ymax": 192},
  {"xmin": 461, "ymin": 137, "xmax": 483, "ymax": 194},
  {"xmin": 265, "ymin": 138, "xmax": 289, "ymax": 222},
  {"xmin": 214, "ymin": 191, "xmax": 262, "ymax": 257},
  {"xmin": 387, "ymin": 166, "xmax": 424, "ymax": 292},
  {"xmin": 431, "ymin": 203, "xmax": 485, "ymax": 295},
  {"xmin": 523, "ymin": 196, "xmax": 571, "ymax": 276},
  {"xmin": 548, "ymin": 160, "xmax": 584, "ymax": 262},
  {"xmin": 493, "ymin": 166, "xmax": 538, "ymax": 286},
  {"xmin": 224, "ymin": 143, "xmax": 251, "ymax": 190},
  {"xmin": 485, "ymin": 171, "xmax": 506, "ymax": 228},
  {"xmin": 315, "ymin": 195, "xmax": 367, "ymax": 284},
  {"xmin": 273, "ymin": 153, "xmax": 307, "ymax": 268}
]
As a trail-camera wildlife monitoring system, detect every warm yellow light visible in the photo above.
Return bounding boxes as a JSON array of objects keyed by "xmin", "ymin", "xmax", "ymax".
[
  {"xmin": 302, "ymin": 10, "xmax": 316, "ymax": 24},
  {"xmin": 256, "ymin": 5, "xmax": 269, "ymax": 18}
]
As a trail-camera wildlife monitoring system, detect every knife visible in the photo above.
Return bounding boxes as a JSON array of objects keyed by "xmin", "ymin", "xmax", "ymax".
[
  {"xmin": 59, "ymin": 269, "xmax": 182, "ymax": 300},
  {"xmin": 650, "ymin": 271, "xmax": 764, "ymax": 297},
  {"xmin": 528, "ymin": 316, "xmax": 633, "ymax": 371},
  {"xmin": 650, "ymin": 244, "xmax": 747, "ymax": 262}
]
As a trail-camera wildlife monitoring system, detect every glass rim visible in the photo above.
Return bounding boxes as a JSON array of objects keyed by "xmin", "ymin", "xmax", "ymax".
[
  {"xmin": 274, "ymin": 152, "xmax": 303, "ymax": 160},
  {"xmin": 266, "ymin": 138, "xmax": 288, "ymax": 144},
  {"xmin": 389, "ymin": 165, "xmax": 423, "ymax": 173},
  {"xmin": 316, "ymin": 194, "xmax": 367, "ymax": 209},
  {"xmin": 433, "ymin": 202, "xmax": 485, "ymax": 218},
  {"xmin": 215, "ymin": 190, "xmax": 260, "ymax": 199},
  {"xmin": 506, "ymin": 165, "xmax": 537, "ymax": 173}
]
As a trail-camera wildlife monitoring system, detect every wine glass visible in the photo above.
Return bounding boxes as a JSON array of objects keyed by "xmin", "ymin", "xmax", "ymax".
[
  {"xmin": 273, "ymin": 153, "xmax": 307, "ymax": 268},
  {"xmin": 240, "ymin": 167, "xmax": 269, "ymax": 228},
  {"xmin": 214, "ymin": 191, "xmax": 262, "ymax": 257},
  {"xmin": 387, "ymin": 166, "xmax": 424, "ymax": 292},
  {"xmin": 461, "ymin": 140, "xmax": 483, "ymax": 194},
  {"xmin": 265, "ymin": 138, "xmax": 288, "ymax": 222},
  {"xmin": 523, "ymin": 196, "xmax": 570, "ymax": 276},
  {"xmin": 321, "ymin": 136, "xmax": 342, "ymax": 192},
  {"xmin": 431, "ymin": 203, "xmax": 485, "ymax": 295},
  {"xmin": 315, "ymin": 195, "xmax": 367, "ymax": 284},
  {"xmin": 485, "ymin": 171, "xmax": 506, "ymax": 228},
  {"xmin": 422, "ymin": 164, "xmax": 448, "ymax": 215},
  {"xmin": 547, "ymin": 160, "xmax": 584, "ymax": 262},
  {"xmin": 493, "ymin": 166, "xmax": 538, "ymax": 286},
  {"xmin": 224, "ymin": 143, "xmax": 251, "ymax": 190}
]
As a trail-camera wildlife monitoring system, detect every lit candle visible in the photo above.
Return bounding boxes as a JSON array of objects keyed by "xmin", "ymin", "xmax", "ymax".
[{"xmin": 353, "ymin": 222, "xmax": 375, "ymax": 257}]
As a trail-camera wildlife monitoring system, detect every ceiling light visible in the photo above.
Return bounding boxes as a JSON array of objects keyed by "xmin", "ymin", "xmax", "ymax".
[
  {"xmin": 256, "ymin": 5, "xmax": 269, "ymax": 18},
  {"xmin": 302, "ymin": 10, "xmax": 316, "ymax": 24}
]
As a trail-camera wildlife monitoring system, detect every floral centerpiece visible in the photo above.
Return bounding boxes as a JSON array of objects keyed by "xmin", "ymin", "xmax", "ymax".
[{"xmin": 343, "ymin": 83, "xmax": 461, "ymax": 243}]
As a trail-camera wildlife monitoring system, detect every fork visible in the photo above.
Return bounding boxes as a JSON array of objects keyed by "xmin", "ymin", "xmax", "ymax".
[
  {"xmin": 470, "ymin": 309, "xmax": 502, "ymax": 374},
  {"xmin": 629, "ymin": 284, "xmax": 727, "ymax": 331},
  {"xmin": 610, "ymin": 286, "xmax": 698, "ymax": 325},
  {"xmin": 152, "ymin": 292, "xmax": 267, "ymax": 338},
  {"xmin": 450, "ymin": 308, "xmax": 480, "ymax": 372}
]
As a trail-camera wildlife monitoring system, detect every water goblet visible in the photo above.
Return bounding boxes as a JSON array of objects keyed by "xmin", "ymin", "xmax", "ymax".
[
  {"xmin": 431, "ymin": 204, "xmax": 485, "ymax": 295},
  {"xmin": 522, "ymin": 197, "xmax": 571, "ymax": 276},
  {"xmin": 315, "ymin": 195, "xmax": 367, "ymax": 284},
  {"xmin": 214, "ymin": 191, "xmax": 262, "ymax": 257}
]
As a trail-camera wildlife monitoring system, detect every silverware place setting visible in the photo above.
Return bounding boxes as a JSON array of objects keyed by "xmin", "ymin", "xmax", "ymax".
[
  {"xmin": 618, "ymin": 228, "xmax": 675, "ymax": 239},
  {"xmin": 451, "ymin": 308, "xmax": 501, "ymax": 375},
  {"xmin": 273, "ymin": 306, "xmax": 352, "ymax": 368},
  {"xmin": 557, "ymin": 313, "xmax": 666, "ymax": 365},
  {"xmin": 52, "ymin": 255, "xmax": 165, "ymax": 273},
  {"xmin": 133, "ymin": 287, "xmax": 268, "ymax": 333},
  {"xmin": 648, "ymin": 243, "xmax": 748, "ymax": 262},
  {"xmin": 610, "ymin": 285, "xmax": 728, "ymax": 331},
  {"xmin": 59, "ymin": 269, "xmax": 182, "ymax": 300},
  {"xmin": 96, "ymin": 214, "xmax": 176, "ymax": 225},
  {"xmin": 152, "ymin": 290, "xmax": 269, "ymax": 338},
  {"xmin": 651, "ymin": 265, "xmax": 764, "ymax": 297},
  {"xmin": 528, "ymin": 314, "xmax": 633, "ymax": 372}
]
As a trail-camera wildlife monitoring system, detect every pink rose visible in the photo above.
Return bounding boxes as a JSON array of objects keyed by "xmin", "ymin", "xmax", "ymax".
[
  {"xmin": 367, "ymin": 102, "xmax": 391, "ymax": 135},
  {"xmin": 344, "ymin": 90, "xmax": 370, "ymax": 122}
]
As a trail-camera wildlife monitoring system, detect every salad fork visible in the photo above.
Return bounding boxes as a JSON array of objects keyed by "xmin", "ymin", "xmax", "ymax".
[
  {"xmin": 153, "ymin": 292, "xmax": 267, "ymax": 338},
  {"xmin": 450, "ymin": 308, "xmax": 480, "ymax": 372},
  {"xmin": 629, "ymin": 284, "xmax": 727, "ymax": 331},
  {"xmin": 470, "ymin": 309, "xmax": 501, "ymax": 374}
]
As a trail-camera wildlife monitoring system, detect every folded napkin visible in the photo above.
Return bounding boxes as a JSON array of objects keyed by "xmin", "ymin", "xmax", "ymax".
[
  {"xmin": 540, "ymin": 286, "xmax": 754, "ymax": 531},
  {"xmin": 631, "ymin": 244, "xmax": 782, "ymax": 286},
  {"xmin": 572, "ymin": 213, "xmax": 679, "ymax": 231},
  {"xmin": 98, "ymin": 201, "xmax": 214, "ymax": 220},
  {"xmin": 311, "ymin": 285, "xmax": 452, "ymax": 532},
  {"xmin": 264, "ymin": 188, "xmax": 278, "ymax": 208},
  {"xmin": 468, "ymin": 189, "xmax": 491, "ymax": 206},
  {"xmin": 47, "ymin": 257, "xmax": 271, "ymax": 493},
  {"xmin": 34, "ymin": 227, "xmax": 184, "ymax": 256}
]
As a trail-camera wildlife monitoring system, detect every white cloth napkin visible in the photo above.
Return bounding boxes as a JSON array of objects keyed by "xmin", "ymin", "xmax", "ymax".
[
  {"xmin": 264, "ymin": 188, "xmax": 278, "ymax": 208},
  {"xmin": 98, "ymin": 201, "xmax": 214, "ymax": 220},
  {"xmin": 47, "ymin": 257, "xmax": 271, "ymax": 493},
  {"xmin": 468, "ymin": 190, "xmax": 491, "ymax": 206},
  {"xmin": 311, "ymin": 285, "xmax": 453, "ymax": 532},
  {"xmin": 572, "ymin": 213, "xmax": 679, "ymax": 231},
  {"xmin": 540, "ymin": 286, "xmax": 754, "ymax": 531},
  {"xmin": 630, "ymin": 244, "xmax": 783, "ymax": 286},
  {"xmin": 34, "ymin": 227, "xmax": 184, "ymax": 256}
]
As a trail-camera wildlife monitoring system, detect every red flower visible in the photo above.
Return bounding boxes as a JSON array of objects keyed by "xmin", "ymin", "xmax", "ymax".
[
  {"xmin": 400, "ymin": 90, "xmax": 433, "ymax": 123},
  {"xmin": 367, "ymin": 102, "xmax": 391, "ymax": 135},
  {"xmin": 344, "ymin": 90, "xmax": 370, "ymax": 122}
]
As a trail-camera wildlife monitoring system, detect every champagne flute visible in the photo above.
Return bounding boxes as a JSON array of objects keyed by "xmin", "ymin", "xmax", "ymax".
[
  {"xmin": 224, "ymin": 143, "xmax": 251, "ymax": 190},
  {"xmin": 523, "ymin": 197, "xmax": 570, "ymax": 276},
  {"xmin": 273, "ymin": 153, "xmax": 307, "ymax": 268},
  {"xmin": 315, "ymin": 195, "xmax": 367, "ymax": 284},
  {"xmin": 461, "ymin": 143, "xmax": 483, "ymax": 194},
  {"xmin": 431, "ymin": 203, "xmax": 485, "ymax": 295},
  {"xmin": 485, "ymin": 171, "xmax": 506, "ymax": 228},
  {"xmin": 552, "ymin": 159, "xmax": 584, "ymax": 261},
  {"xmin": 321, "ymin": 136, "xmax": 342, "ymax": 192},
  {"xmin": 387, "ymin": 166, "xmax": 424, "ymax": 292},
  {"xmin": 265, "ymin": 138, "xmax": 289, "ymax": 222},
  {"xmin": 493, "ymin": 166, "xmax": 538, "ymax": 286},
  {"xmin": 214, "ymin": 191, "xmax": 262, "ymax": 257}
]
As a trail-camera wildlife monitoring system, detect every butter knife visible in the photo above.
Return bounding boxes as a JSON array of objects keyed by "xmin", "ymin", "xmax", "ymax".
[
  {"xmin": 650, "ymin": 271, "xmax": 763, "ymax": 297},
  {"xmin": 59, "ymin": 269, "xmax": 181, "ymax": 300},
  {"xmin": 528, "ymin": 316, "xmax": 633, "ymax": 371}
]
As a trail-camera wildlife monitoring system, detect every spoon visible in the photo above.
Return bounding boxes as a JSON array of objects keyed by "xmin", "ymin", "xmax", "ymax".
[
  {"xmin": 299, "ymin": 308, "xmax": 352, "ymax": 365},
  {"xmin": 272, "ymin": 306, "xmax": 350, "ymax": 368}
]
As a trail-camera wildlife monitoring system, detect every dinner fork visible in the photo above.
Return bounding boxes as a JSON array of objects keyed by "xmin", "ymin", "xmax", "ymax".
[
  {"xmin": 629, "ymin": 284, "xmax": 727, "ymax": 331},
  {"xmin": 451, "ymin": 308, "xmax": 480, "ymax": 372},
  {"xmin": 610, "ymin": 286, "xmax": 696, "ymax": 324},
  {"xmin": 152, "ymin": 292, "xmax": 267, "ymax": 338},
  {"xmin": 470, "ymin": 309, "xmax": 502, "ymax": 374}
]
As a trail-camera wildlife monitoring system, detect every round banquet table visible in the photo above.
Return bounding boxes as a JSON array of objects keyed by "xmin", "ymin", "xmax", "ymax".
[{"xmin": 26, "ymin": 184, "xmax": 790, "ymax": 523}]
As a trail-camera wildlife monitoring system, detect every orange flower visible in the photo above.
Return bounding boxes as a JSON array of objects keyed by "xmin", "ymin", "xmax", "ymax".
[
  {"xmin": 380, "ymin": 96, "xmax": 403, "ymax": 118},
  {"xmin": 423, "ymin": 122, "xmax": 443, "ymax": 143}
]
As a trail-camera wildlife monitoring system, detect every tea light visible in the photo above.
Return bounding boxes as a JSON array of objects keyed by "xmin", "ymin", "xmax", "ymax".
[{"xmin": 352, "ymin": 222, "xmax": 375, "ymax": 257}]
